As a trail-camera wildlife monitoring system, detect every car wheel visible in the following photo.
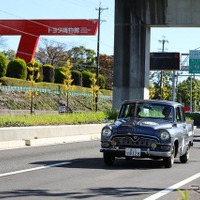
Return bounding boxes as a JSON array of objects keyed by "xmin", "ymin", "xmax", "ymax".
[
  {"xmin": 180, "ymin": 149, "xmax": 189, "ymax": 163},
  {"xmin": 163, "ymin": 145, "xmax": 175, "ymax": 168},
  {"xmin": 103, "ymin": 152, "xmax": 115, "ymax": 166}
]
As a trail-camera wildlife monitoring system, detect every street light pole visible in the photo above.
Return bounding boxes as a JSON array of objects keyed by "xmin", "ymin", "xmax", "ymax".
[{"xmin": 159, "ymin": 36, "xmax": 168, "ymax": 100}]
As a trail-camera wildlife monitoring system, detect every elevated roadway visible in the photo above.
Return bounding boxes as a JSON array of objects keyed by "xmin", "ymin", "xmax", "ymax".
[{"xmin": 113, "ymin": 0, "xmax": 200, "ymax": 109}]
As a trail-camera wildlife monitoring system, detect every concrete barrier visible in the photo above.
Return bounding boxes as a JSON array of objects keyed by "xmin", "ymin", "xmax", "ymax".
[{"xmin": 0, "ymin": 124, "xmax": 105, "ymax": 150}]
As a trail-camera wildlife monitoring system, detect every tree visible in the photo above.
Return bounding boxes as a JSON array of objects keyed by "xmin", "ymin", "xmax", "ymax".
[
  {"xmin": 61, "ymin": 59, "xmax": 74, "ymax": 112},
  {"xmin": 1, "ymin": 49, "xmax": 15, "ymax": 61},
  {"xmin": 24, "ymin": 73, "xmax": 39, "ymax": 115},
  {"xmin": 0, "ymin": 53, "xmax": 7, "ymax": 77},
  {"xmin": 0, "ymin": 36, "xmax": 7, "ymax": 48},
  {"xmin": 177, "ymin": 77, "xmax": 200, "ymax": 111},
  {"xmin": 27, "ymin": 59, "xmax": 41, "ymax": 82},
  {"xmin": 90, "ymin": 73, "xmax": 100, "ymax": 111},
  {"xmin": 99, "ymin": 54, "xmax": 113, "ymax": 89},
  {"xmin": 35, "ymin": 38, "xmax": 69, "ymax": 67},
  {"xmin": 149, "ymin": 83, "xmax": 155, "ymax": 99},
  {"xmin": 150, "ymin": 71, "xmax": 173, "ymax": 100},
  {"xmin": 68, "ymin": 46, "xmax": 96, "ymax": 71}
]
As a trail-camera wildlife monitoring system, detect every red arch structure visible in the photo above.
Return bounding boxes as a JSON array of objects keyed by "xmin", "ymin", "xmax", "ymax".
[{"xmin": 0, "ymin": 19, "xmax": 98, "ymax": 63}]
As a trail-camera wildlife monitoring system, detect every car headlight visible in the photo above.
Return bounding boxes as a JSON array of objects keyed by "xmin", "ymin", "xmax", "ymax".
[
  {"xmin": 160, "ymin": 130, "xmax": 170, "ymax": 140},
  {"xmin": 102, "ymin": 127, "xmax": 112, "ymax": 138}
]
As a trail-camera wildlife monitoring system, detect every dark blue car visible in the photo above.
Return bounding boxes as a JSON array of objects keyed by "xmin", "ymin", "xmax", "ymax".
[{"xmin": 100, "ymin": 100, "xmax": 194, "ymax": 168}]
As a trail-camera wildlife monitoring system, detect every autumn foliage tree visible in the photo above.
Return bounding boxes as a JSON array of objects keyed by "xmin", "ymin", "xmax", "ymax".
[
  {"xmin": 150, "ymin": 71, "xmax": 172, "ymax": 100},
  {"xmin": 61, "ymin": 59, "xmax": 74, "ymax": 112},
  {"xmin": 25, "ymin": 59, "xmax": 40, "ymax": 114},
  {"xmin": 90, "ymin": 73, "xmax": 101, "ymax": 111},
  {"xmin": 99, "ymin": 54, "xmax": 113, "ymax": 89}
]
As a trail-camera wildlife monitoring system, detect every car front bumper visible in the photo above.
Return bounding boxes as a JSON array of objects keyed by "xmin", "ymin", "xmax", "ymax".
[{"xmin": 100, "ymin": 147, "xmax": 172, "ymax": 158}]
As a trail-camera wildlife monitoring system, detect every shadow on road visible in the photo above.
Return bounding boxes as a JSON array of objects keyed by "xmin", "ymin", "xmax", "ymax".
[
  {"xmin": 0, "ymin": 187, "xmax": 165, "ymax": 199},
  {"xmin": 30, "ymin": 157, "xmax": 168, "ymax": 170}
]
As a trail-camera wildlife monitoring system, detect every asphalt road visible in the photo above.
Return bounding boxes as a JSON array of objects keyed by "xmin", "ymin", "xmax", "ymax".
[{"xmin": 0, "ymin": 130, "xmax": 200, "ymax": 200}]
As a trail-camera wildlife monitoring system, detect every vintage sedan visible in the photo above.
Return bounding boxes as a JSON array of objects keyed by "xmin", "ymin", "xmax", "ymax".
[{"xmin": 100, "ymin": 100, "xmax": 194, "ymax": 168}]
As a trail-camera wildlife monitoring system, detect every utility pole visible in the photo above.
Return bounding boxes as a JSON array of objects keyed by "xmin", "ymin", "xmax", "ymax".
[
  {"xmin": 95, "ymin": 2, "xmax": 108, "ymax": 111},
  {"xmin": 159, "ymin": 36, "xmax": 168, "ymax": 100}
]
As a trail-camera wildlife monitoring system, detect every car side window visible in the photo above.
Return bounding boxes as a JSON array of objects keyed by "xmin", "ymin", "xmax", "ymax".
[{"xmin": 176, "ymin": 107, "xmax": 183, "ymax": 122}]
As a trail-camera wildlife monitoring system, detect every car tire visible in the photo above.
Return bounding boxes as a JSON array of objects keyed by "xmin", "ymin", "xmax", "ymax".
[
  {"xmin": 180, "ymin": 149, "xmax": 189, "ymax": 163},
  {"xmin": 163, "ymin": 145, "xmax": 175, "ymax": 168},
  {"xmin": 103, "ymin": 152, "xmax": 115, "ymax": 166}
]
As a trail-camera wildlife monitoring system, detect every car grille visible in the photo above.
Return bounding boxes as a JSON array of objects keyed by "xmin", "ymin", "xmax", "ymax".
[
  {"xmin": 112, "ymin": 136, "xmax": 158, "ymax": 148},
  {"xmin": 117, "ymin": 126, "xmax": 135, "ymax": 134}
]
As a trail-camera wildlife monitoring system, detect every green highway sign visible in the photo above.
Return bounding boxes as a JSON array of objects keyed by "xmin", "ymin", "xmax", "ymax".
[
  {"xmin": 189, "ymin": 59, "xmax": 200, "ymax": 65},
  {"xmin": 189, "ymin": 50, "xmax": 200, "ymax": 73}
]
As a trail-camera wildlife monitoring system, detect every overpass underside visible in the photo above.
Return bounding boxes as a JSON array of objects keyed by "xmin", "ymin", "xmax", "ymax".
[{"xmin": 113, "ymin": 0, "xmax": 200, "ymax": 110}]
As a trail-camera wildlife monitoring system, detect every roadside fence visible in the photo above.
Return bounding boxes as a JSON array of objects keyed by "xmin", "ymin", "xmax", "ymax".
[{"xmin": 0, "ymin": 85, "xmax": 112, "ymax": 100}]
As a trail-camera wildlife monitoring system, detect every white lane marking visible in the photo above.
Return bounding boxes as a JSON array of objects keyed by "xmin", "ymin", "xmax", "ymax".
[
  {"xmin": 144, "ymin": 172, "xmax": 200, "ymax": 200},
  {"xmin": 0, "ymin": 161, "xmax": 71, "ymax": 178}
]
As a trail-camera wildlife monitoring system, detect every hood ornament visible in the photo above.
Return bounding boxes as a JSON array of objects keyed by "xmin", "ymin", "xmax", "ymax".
[{"xmin": 133, "ymin": 136, "xmax": 138, "ymax": 140}]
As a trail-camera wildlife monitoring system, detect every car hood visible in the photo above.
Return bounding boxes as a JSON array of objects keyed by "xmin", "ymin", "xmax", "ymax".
[{"xmin": 110, "ymin": 118, "xmax": 173, "ymax": 135}]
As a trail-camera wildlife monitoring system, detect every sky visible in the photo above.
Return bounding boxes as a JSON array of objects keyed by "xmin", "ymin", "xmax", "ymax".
[
  {"xmin": 0, "ymin": 0, "xmax": 115, "ymax": 55},
  {"xmin": 1, "ymin": 0, "xmax": 200, "ymax": 64}
]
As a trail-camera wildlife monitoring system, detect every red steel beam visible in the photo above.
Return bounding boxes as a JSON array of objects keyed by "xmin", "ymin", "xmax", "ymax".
[{"xmin": 0, "ymin": 19, "xmax": 98, "ymax": 63}]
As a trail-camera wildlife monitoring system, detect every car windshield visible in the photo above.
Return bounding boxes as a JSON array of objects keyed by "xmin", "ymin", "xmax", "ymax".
[{"xmin": 118, "ymin": 102, "xmax": 174, "ymax": 121}]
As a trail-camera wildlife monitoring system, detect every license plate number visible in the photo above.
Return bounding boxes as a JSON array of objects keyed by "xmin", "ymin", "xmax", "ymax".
[{"xmin": 125, "ymin": 148, "xmax": 141, "ymax": 157}]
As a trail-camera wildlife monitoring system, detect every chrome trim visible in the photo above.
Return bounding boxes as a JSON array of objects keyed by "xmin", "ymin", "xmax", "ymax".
[{"xmin": 100, "ymin": 148, "xmax": 171, "ymax": 157}]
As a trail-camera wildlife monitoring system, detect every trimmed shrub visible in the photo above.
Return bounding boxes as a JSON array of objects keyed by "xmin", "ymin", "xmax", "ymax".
[
  {"xmin": 6, "ymin": 58, "xmax": 27, "ymax": 80},
  {"xmin": 0, "ymin": 53, "xmax": 7, "ymax": 77},
  {"xmin": 99, "ymin": 74, "xmax": 106, "ymax": 89},
  {"xmin": 82, "ymin": 70, "xmax": 93, "ymax": 87},
  {"xmin": 42, "ymin": 64, "xmax": 54, "ymax": 83},
  {"xmin": 54, "ymin": 67, "xmax": 67, "ymax": 84},
  {"xmin": 72, "ymin": 70, "xmax": 82, "ymax": 86}
]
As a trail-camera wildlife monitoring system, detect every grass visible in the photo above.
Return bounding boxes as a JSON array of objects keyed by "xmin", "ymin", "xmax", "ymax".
[
  {"xmin": 0, "ymin": 77, "xmax": 114, "ymax": 127},
  {"xmin": 0, "ymin": 77, "xmax": 112, "ymax": 112},
  {"xmin": 0, "ymin": 76, "xmax": 112, "ymax": 96},
  {"xmin": 0, "ymin": 112, "xmax": 110, "ymax": 127}
]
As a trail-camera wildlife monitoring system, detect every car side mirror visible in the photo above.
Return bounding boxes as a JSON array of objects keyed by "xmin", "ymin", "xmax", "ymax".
[{"xmin": 103, "ymin": 118, "xmax": 108, "ymax": 123}]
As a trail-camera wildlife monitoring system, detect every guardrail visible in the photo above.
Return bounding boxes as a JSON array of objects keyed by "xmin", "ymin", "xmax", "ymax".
[
  {"xmin": 0, "ymin": 124, "xmax": 105, "ymax": 149},
  {"xmin": 0, "ymin": 85, "xmax": 112, "ymax": 100}
]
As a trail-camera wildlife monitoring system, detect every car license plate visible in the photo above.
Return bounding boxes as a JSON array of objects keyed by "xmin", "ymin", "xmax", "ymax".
[{"xmin": 125, "ymin": 148, "xmax": 141, "ymax": 157}]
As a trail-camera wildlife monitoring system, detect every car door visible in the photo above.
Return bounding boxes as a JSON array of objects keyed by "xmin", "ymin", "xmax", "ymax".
[{"xmin": 175, "ymin": 106, "xmax": 188, "ymax": 154}]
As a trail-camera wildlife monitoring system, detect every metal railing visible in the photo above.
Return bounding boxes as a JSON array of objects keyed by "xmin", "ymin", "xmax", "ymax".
[{"xmin": 0, "ymin": 85, "xmax": 112, "ymax": 100}]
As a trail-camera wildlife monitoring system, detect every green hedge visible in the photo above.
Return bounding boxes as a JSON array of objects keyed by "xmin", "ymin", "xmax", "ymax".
[
  {"xmin": 0, "ymin": 53, "xmax": 7, "ymax": 77},
  {"xmin": 6, "ymin": 58, "xmax": 27, "ymax": 80},
  {"xmin": 43, "ymin": 64, "xmax": 54, "ymax": 83}
]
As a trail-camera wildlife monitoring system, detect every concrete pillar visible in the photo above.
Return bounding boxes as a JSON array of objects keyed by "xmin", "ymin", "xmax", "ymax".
[{"xmin": 112, "ymin": 0, "xmax": 150, "ymax": 110}]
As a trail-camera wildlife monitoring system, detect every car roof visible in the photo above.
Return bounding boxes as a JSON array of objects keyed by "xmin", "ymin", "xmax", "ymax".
[{"xmin": 121, "ymin": 99, "xmax": 182, "ymax": 107}]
